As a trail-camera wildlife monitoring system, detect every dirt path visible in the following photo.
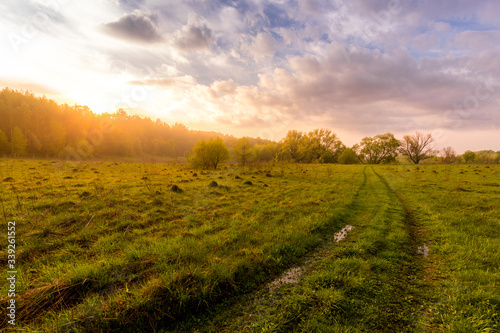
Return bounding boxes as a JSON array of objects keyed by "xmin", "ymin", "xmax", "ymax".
[{"xmin": 193, "ymin": 167, "xmax": 430, "ymax": 332}]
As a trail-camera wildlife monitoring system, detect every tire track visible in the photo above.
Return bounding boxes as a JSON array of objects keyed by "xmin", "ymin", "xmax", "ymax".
[
  {"xmin": 195, "ymin": 167, "xmax": 429, "ymax": 332},
  {"xmin": 373, "ymin": 167, "xmax": 439, "ymax": 332}
]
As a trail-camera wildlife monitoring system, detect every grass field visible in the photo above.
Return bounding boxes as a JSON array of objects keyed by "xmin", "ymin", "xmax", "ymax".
[
  {"xmin": 379, "ymin": 164, "xmax": 500, "ymax": 332},
  {"xmin": 0, "ymin": 160, "xmax": 499, "ymax": 332}
]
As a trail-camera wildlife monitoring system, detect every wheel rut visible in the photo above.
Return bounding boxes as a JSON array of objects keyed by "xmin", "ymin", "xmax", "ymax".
[{"xmin": 199, "ymin": 167, "xmax": 429, "ymax": 332}]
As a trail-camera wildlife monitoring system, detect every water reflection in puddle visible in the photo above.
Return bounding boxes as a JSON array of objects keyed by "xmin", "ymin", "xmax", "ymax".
[
  {"xmin": 268, "ymin": 267, "xmax": 302, "ymax": 293},
  {"xmin": 417, "ymin": 243, "xmax": 429, "ymax": 258},
  {"xmin": 268, "ymin": 224, "xmax": 355, "ymax": 293},
  {"xmin": 334, "ymin": 224, "xmax": 354, "ymax": 242}
]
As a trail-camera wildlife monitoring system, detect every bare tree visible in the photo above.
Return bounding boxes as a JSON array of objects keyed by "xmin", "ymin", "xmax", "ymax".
[
  {"xmin": 441, "ymin": 146, "xmax": 457, "ymax": 164},
  {"xmin": 399, "ymin": 132, "xmax": 436, "ymax": 164}
]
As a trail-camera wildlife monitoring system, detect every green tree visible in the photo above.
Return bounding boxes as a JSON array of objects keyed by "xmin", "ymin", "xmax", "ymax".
[
  {"xmin": 338, "ymin": 148, "xmax": 359, "ymax": 164},
  {"xmin": 0, "ymin": 129, "xmax": 9, "ymax": 155},
  {"xmin": 354, "ymin": 133, "xmax": 400, "ymax": 164},
  {"xmin": 299, "ymin": 129, "xmax": 344, "ymax": 163},
  {"xmin": 48, "ymin": 120, "xmax": 66, "ymax": 156},
  {"xmin": 399, "ymin": 132, "xmax": 435, "ymax": 164},
  {"xmin": 253, "ymin": 143, "xmax": 279, "ymax": 162},
  {"xmin": 279, "ymin": 130, "xmax": 303, "ymax": 162},
  {"xmin": 11, "ymin": 126, "xmax": 27, "ymax": 157},
  {"xmin": 234, "ymin": 137, "xmax": 252, "ymax": 166},
  {"xmin": 462, "ymin": 150, "xmax": 476, "ymax": 163},
  {"xmin": 475, "ymin": 150, "xmax": 497, "ymax": 164},
  {"xmin": 190, "ymin": 137, "xmax": 229, "ymax": 170}
]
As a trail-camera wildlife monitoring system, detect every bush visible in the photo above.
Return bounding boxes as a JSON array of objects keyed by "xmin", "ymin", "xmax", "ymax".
[{"xmin": 189, "ymin": 138, "xmax": 229, "ymax": 170}]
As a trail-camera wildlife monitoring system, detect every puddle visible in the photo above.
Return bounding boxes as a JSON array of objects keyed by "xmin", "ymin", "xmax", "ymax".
[
  {"xmin": 267, "ymin": 225, "xmax": 355, "ymax": 293},
  {"xmin": 268, "ymin": 267, "xmax": 302, "ymax": 293},
  {"xmin": 417, "ymin": 243, "xmax": 429, "ymax": 258},
  {"xmin": 334, "ymin": 224, "xmax": 354, "ymax": 242}
]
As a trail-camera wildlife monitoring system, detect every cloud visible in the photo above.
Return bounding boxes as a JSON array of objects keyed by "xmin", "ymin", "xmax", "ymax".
[
  {"xmin": 128, "ymin": 75, "xmax": 196, "ymax": 87},
  {"xmin": 453, "ymin": 30, "xmax": 500, "ymax": 51},
  {"xmin": 2, "ymin": 0, "xmax": 500, "ymax": 151},
  {"xmin": 101, "ymin": 10, "xmax": 162, "ymax": 43},
  {"xmin": 299, "ymin": 0, "xmax": 337, "ymax": 15},
  {"xmin": 0, "ymin": 80, "xmax": 60, "ymax": 95},
  {"xmin": 128, "ymin": 78, "xmax": 177, "ymax": 87},
  {"xmin": 209, "ymin": 79, "xmax": 236, "ymax": 97},
  {"xmin": 193, "ymin": 41, "xmax": 500, "ymax": 135},
  {"xmin": 95, "ymin": 0, "xmax": 500, "ymax": 139},
  {"xmin": 251, "ymin": 32, "xmax": 277, "ymax": 59},
  {"xmin": 262, "ymin": 2, "xmax": 298, "ymax": 29},
  {"xmin": 174, "ymin": 23, "xmax": 214, "ymax": 50},
  {"xmin": 118, "ymin": 0, "xmax": 145, "ymax": 10}
]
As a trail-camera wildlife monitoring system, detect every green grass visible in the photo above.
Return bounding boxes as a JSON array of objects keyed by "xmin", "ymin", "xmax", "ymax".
[
  {"xmin": 208, "ymin": 167, "xmax": 428, "ymax": 332},
  {"xmin": 0, "ymin": 160, "xmax": 498, "ymax": 332},
  {"xmin": 0, "ymin": 159, "xmax": 364, "ymax": 332},
  {"xmin": 378, "ymin": 164, "xmax": 500, "ymax": 332}
]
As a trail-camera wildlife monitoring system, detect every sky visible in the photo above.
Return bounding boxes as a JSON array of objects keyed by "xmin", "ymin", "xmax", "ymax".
[{"xmin": 1, "ymin": 0, "xmax": 499, "ymax": 153}]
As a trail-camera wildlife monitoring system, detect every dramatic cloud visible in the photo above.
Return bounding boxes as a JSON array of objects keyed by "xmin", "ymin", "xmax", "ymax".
[
  {"xmin": 1, "ymin": 0, "xmax": 500, "ymax": 151},
  {"xmin": 101, "ymin": 10, "xmax": 162, "ymax": 43}
]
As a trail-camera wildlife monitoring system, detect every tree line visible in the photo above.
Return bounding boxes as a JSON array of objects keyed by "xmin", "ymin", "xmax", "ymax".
[
  {"xmin": 0, "ymin": 88, "xmax": 498, "ymax": 165},
  {"xmin": 0, "ymin": 88, "xmax": 273, "ymax": 160},
  {"xmin": 191, "ymin": 130, "xmax": 499, "ymax": 169}
]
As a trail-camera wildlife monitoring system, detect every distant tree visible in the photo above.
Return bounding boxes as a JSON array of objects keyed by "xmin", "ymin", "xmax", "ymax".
[
  {"xmin": 475, "ymin": 150, "xmax": 498, "ymax": 164},
  {"xmin": 190, "ymin": 137, "xmax": 229, "ymax": 170},
  {"xmin": 338, "ymin": 148, "xmax": 359, "ymax": 164},
  {"xmin": 234, "ymin": 137, "xmax": 252, "ymax": 166},
  {"xmin": 278, "ymin": 129, "xmax": 345, "ymax": 163},
  {"xmin": 11, "ymin": 126, "xmax": 27, "ymax": 157},
  {"xmin": 279, "ymin": 130, "xmax": 303, "ymax": 162},
  {"xmin": 462, "ymin": 150, "xmax": 476, "ymax": 163},
  {"xmin": 354, "ymin": 133, "xmax": 399, "ymax": 164},
  {"xmin": 0, "ymin": 88, "xmax": 263, "ymax": 160},
  {"xmin": 48, "ymin": 120, "xmax": 66, "ymax": 156},
  {"xmin": 152, "ymin": 139, "xmax": 176, "ymax": 157},
  {"xmin": 73, "ymin": 138, "xmax": 94, "ymax": 159},
  {"xmin": 440, "ymin": 146, "xmax": 457, "ymax": 164},
  {"xmin": 300, "ymin": 129, "xmax": 345, "ymax": 163},
  {"xmin": 0, "ymin": 129, "xmax": 9, "ymax": 155},
  {"xmin": 29, "ymin": 134, "xmax": 43, "ymax": 154},
  {"xmin": 399, "ymin": 132, "xmax": 436, "ymax": 164},
  {"xmin": 253, "ymin": 143, "xmax": 279, "ymax": 162}
]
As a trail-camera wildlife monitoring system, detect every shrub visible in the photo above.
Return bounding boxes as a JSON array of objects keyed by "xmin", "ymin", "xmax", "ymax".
[{"xmin": 189, "ymin": 138, "xmax": 229, "ymax": 170}]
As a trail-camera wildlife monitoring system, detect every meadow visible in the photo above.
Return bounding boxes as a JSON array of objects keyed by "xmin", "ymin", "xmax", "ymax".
[{"xmin": 0, "ymin": 160, "xmax": 498, "ymax": 332}]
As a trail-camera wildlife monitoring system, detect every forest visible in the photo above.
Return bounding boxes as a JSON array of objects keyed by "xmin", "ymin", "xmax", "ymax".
[
  {"xmin": 0, "ymin": 88, "xmax": 275, "ymax": 161},
  {"xmin": 0, "ymin": 88, "xmax": 498, "ymax": 164}
]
